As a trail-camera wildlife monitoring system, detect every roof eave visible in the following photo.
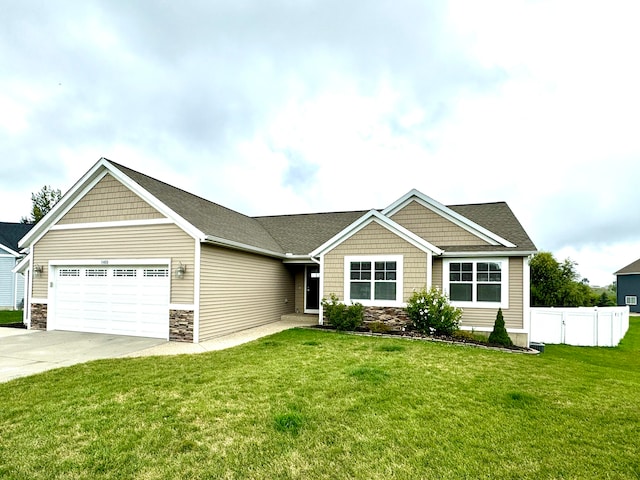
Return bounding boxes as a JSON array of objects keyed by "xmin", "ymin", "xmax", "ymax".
[
  {"xmin": 282, "ymin": 255, "xmax": 314, "ymax": 264},
  {"xmin": 12, "ymin": 252, "xmax": 31, "ymax": 274},
  {"xmin": 0, "ymin": 243, "xmax": 21, "ymax": 257}
]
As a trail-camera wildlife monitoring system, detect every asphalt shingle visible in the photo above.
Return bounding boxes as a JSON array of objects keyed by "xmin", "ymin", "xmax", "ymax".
[
  {"xmin": 108, "ymin": 160, "xmax": 536, "ymax": 256},
  {"xmin": 0, "ymin": 222, "xmax": 34, "ymax": 253}
]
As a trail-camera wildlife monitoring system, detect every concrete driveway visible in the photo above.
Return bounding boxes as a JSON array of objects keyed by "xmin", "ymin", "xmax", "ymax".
[
  {"xmin": 0, "ymin": 329, "xmax": 166, "ymax": 383},
  {"xmin": 0, "ymin": 315, "xmax": 317, "ymax": 383}
]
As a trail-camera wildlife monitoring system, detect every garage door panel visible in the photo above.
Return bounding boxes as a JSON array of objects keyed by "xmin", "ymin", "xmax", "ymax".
[{"xmin": 53, "ymin": 265, "xmax": 169, "ymax": 339}]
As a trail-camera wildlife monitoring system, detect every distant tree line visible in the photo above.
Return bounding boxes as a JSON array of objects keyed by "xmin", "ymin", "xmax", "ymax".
[{"xmin": 530, "ymin": 252, "xmax": 616, "ymax": 307}]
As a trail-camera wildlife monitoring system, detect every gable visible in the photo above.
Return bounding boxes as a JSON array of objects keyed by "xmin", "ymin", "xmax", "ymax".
[
  {"xmin": 57, "ymin": 173, "xmax": 166, "ymax": 225},
  {"xmin": 326, "ymin": 220, "xmax": 426, "ymax": 256},
  {"xmin": 390, "ymin": 200, "xmax": 490, "ymax": 247}
]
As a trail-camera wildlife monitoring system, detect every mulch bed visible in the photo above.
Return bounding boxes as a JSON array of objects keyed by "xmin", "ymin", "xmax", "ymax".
[
  {"xmin": 0, "ymin": 322, "xmax": 27, "ymax": 329},
  {"xmin": 306, "ymin": 325, "xmax": 537, "ymax": 354}
]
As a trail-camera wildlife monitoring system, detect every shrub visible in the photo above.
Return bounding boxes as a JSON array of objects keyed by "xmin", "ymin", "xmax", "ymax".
[
  {"xmin": 368, "ymin": 321, "xmax": 390, "ymax": 333},
  {"xmin": 321, "ymin": 293, "xmax": 364, "ymax": 331},
  {"xmin": 488, "ymin": 308, "xmax": 513, "ymax": 346},
  {"xmin": 452, "ymin": 330, "xmax": 488, "ymax": 343},
  {"xmin": 405, "ymin": 287, "xmax": 462, "ymax": 336}
]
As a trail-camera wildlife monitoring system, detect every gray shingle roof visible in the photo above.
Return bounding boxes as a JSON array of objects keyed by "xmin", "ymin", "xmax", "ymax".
[
  {"xmin": 615, "ymin": 258, "xmax": 640, "ymax": 275},
  {"xmin": 0, "ymin": 222, "xmax": 34, "ymax": 254},
  {"xmin": 110, "ymin": 161, "xmax": 284, "ymax": 254},
  {"xmin": 448, "ymin": 202, "xmax": 537, "ymax": 252},
  {"xmin": 254, "ymin": 210, "xmax": 369, "ymax": 254},
  {"xmin": 108, "ymin": 160, "xmax": 536, "ymax": 257}
]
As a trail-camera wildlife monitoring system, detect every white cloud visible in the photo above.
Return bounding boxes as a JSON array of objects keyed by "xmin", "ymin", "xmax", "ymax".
[{"xmin": 1, "ymin": 0, "xmax": 639, "ymax": 286}]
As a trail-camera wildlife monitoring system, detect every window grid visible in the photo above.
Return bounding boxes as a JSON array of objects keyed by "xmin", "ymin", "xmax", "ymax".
[
  {"xmin": 625, "ymin": 296, "xmax": 637, "ymax": 306},
  {"xmin": 59, "ymin": 268, "xmax": 80, "ymax": 277},
  {"xmin": 348, "ymin": 258, "xmax": 400, "ymax": 303},
  {"xmin": 144, "ymin": 268, "xmax": 169, "ymax": 277},
  {"xmin": 113, "ymin": 268, "xmax": 137, "ymax": 277},
  {"xmin": 447, "ymin": 260, "xmax": 504, "ymax": 304},
  {"xmin": 85, "ymin": 269, "xmax": 107, "ymax": 277}
]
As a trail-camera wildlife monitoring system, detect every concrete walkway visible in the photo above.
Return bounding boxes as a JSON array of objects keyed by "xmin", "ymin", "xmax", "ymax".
[
  {"xmin": 0, "ymin": 316, "xmax": 317, "ymax": 383},
  {"xmin": 123, "ymin": 316, "xmax": 317, "ymax": 357}
]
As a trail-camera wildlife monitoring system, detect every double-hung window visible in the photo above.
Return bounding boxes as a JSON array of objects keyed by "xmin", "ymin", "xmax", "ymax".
[
  {"xmin": 444, "ymin": 259, "xmax": 508, "ymax": 308},
  {"xmin": 345, "ymin": 255, "xmax": 403, "ymax": 305}
]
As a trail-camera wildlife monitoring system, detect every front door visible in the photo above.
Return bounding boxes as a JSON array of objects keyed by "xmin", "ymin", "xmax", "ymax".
[{"xmin": 305, "ymin": 265, "xmax": 320, "ymax": 313}]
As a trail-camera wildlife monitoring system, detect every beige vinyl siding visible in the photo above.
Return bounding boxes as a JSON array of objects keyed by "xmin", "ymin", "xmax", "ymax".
[
  {"xmin": 391, "ymin": 200, "xmax": 490, "ymax": 247},
  {"xmin": 432, "ymin": 257, "xmax": 443, "ymax": 289},
  {"xmin": 323, "ymin": 221, "xmax": 427, "ymax": 301},
  {"xmin": 457, "ymin": 257, "xmax": 524, "ymax": 329},
  {"xmin": 32, "ymin": 223, "xmax": 194, "ymax": 303},
  {"xmin": 294, "ymin": 266, "xmax": 305, "ymax": 313},
  {"xmin": 58, "ymin": 174, "xmax": 165, "ymax": 224},
  {"xmin": 198, "ymin": 244, "xmax": 295, "ymax": 340}
]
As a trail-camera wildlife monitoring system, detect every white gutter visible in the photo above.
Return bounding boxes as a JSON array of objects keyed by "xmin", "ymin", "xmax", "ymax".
[{"xmin": 441, "ymin": 250, "xmax": 537, "ymax": 258}]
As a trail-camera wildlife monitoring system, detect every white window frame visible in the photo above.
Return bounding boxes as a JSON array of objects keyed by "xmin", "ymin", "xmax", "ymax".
[
  {"xmin": 625, "ymin": 295, "xmax": 637, "ymax": 306},
  {"xmin": 443, "ymin": 258, "xmax": 509, "ymax": 309},
  {"xmin": 344, "ymin": 255, "xmax": 403, "ymax": 307}
]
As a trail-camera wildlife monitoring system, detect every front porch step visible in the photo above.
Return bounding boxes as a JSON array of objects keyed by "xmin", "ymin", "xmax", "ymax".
[{"xmin": 280, "ymin": 313, "xmax": 319, "ymax": 325}]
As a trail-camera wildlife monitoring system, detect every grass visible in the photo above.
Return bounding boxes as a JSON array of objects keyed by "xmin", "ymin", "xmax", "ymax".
[
  {"xmin": 1, "ymin": 319, "xmax": 639, "ymax": 479},
  {"xmin": 0, "ymin": 310, "xmax": 23, "ymax": 325}
]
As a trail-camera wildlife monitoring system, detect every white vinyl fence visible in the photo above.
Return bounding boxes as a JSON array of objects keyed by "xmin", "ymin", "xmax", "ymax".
[{"xmin": 530, "ymin": 307, "xmax": 630, "ymax": 346}]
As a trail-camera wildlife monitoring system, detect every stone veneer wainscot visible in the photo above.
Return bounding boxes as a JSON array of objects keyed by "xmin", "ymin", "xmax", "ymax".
[
  {"xmin": 30, "ymin": 303, "xmax": 48, "ymax": 330},
  {"xmin": 169, "ymin": 309, "xmax": 194, "ymax": 342}
]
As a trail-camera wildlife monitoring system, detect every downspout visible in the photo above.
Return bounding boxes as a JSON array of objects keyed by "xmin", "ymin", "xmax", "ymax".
[{"xmin": 310, "ymin": 256, "xmax": 323, "ymax": 325}]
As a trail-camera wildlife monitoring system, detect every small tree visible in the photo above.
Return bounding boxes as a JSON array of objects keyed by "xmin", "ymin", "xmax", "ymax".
[
  {"xmin": 21, "ymin": 185, "xmax": 62, "ymax": 224},
  {"xmin": 488, "ymin": 308, "xmax": 512, "ymax": 346},
  {"xmin": 405, "ymin": 287, "xmax": 462, "ymax": 336}
]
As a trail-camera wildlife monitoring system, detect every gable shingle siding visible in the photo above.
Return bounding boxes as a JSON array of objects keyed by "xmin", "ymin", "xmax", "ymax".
[
  {"xmin": 390, "ymin": 200, "xmax": 490, "ymax": 247},
  {"xmin": 58, "ymin": 174, "xmax": 165, "ymax": 224}
]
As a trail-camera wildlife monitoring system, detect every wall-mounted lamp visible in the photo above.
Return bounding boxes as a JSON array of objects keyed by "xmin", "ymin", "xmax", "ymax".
[
  {"xmin": 33, "ymin": 264, "xmax": 43, "ymax": 278},
  {"xmin": 175, "ymin": 262, "xmax": 187, "ymax": 279}
]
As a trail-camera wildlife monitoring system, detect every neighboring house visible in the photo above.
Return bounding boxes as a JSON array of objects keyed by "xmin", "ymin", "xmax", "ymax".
[
  {"xmin": 0, "ymin": 222, "xmax": 34, "ymax": 310},
  {"xmin": 614, "ymin": 258, "xmax": 640, "ymax": 313},
  {"xmin": 16, "ymin": 158, "xmax": 537, "ymax": 346}
]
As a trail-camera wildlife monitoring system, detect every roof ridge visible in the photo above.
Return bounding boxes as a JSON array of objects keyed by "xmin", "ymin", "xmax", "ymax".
[
  {"xmin": 447, "ymin": 201, "xmax": 508, "ymax": 207},
  {"xmin": 253, "ymin": 209, "xmax": 371, "ymax": 219}
]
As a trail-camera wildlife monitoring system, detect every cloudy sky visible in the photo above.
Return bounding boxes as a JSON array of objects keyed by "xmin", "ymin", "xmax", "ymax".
[{"xmin": 1, "ymin": 0, "xmax": 639, "ymax": 286}]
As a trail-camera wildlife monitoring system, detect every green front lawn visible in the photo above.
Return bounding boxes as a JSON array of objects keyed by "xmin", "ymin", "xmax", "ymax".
[
  {"xmin": 1, "ymin": 319, "xmax": 639, "ymax": 479},
  {"xmin": 0, "ymin": 310, "xmax": 23, "ymax": 325}
]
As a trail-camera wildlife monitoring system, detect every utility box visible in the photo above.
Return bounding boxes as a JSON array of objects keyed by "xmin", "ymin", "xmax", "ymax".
[{"xmin": 529, "ymin": 342, "xmax": 545, "ymax": 353}]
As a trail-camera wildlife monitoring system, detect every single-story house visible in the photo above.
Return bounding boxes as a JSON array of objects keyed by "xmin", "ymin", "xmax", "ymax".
[
  {"xmin": 17, "ymin": 158, "xmax": 537, "ymax": 346},
  {"xmin": 0, "ymin": 222, "xmax": 34, "ymax": 310},
  {"xmin": 614, "ymin": 258, "xmax": 640, "ymax": 313}
]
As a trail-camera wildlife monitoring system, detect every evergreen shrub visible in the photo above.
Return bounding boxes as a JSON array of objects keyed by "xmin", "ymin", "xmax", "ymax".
[{"xmin": 488, "ymin": 308, "xmax": 513, "ymax": 346}]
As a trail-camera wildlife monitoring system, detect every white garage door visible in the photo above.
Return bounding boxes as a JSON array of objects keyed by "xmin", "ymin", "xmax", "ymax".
[{"xmin": 53, "ymin": 265, "xmax": 170, "ymax": 339}]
